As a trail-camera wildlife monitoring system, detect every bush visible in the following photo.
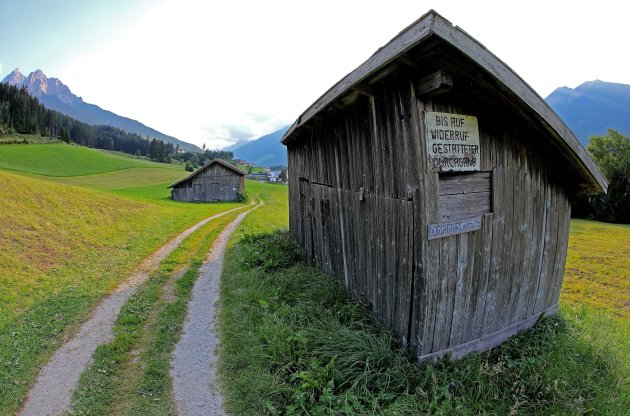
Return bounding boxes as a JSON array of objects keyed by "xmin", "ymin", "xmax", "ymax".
[
  {"xmin": 573, "ymin": 129, "xmax": 630, "ymax": 223},
  {"xmin": 240, "ymin": 230, "xmax": 303, "ymax": 272},
  {"xmin": 237, "ymin": 190, "xmax": 249, "ymax": 203}
]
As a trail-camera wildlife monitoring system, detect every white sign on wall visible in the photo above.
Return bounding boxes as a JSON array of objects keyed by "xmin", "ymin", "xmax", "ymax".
[
  {"xmin": 425, "ymin": 112, "xmax": 480, "ymax": 172},
  {"xmin": 428, "ymin": 217, "xmax": 482, "ymax": 240}
]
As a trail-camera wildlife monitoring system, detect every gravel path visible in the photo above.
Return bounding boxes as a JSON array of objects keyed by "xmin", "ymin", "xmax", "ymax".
[
  {"xmin": 170, "ymin": 202, "xmax": 260, "ymax": 416},
  {"xmin": 19, "ymin": 205, "xmax": 247, "ymax": 416}
]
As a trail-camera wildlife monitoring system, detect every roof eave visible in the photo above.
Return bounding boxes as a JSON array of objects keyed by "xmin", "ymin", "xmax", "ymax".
[
  {"xmin": 281, "ymin": 11, "xmax": 438, "ymax": 145},
  {"xmin": 167, "ymin": 159, "xmax": 246, "ymax": 189},
  {"xmin": 430, "ymin": 15, "xmax": 607, "ymax": 193},
  {"xmin": 281, "ymin": 10, "xmax": 607, "ymax": 193}
]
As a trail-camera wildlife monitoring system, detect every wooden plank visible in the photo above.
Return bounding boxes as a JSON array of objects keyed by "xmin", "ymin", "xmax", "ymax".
[
  {"xmin": 438, "ymin": 172, "xmax": 491, "ymax": 195},
  {"xmin": 410, "ymin": 97, "xmax": 442, "ymax": 355},
  {"xmin": 513, "ymin": 148, "xmax": 537, "ymax": 322},
  {"xmin": 548, "ymin": 190, "xmax": 571, "ymax": 308},
  {"xmin": 432, "ymin": 234, "xmax": 458, "ymax": 351},
  {"xmin": 482, "ymin": 135, "xmax": 504, "ymax": 335},
  {"xmin": 505, "ymin": 142, "xmax": 527, "ymax": 325},
  {"xmin": 533, "ymin": 180, "xmax": 559, "ymax": 314},
  {"xmin": 418, "ymin": 304, "xmax": 558, "ymax": 363},
  {"xmin": 494, "ymin": 134, "xmax": 514, "ymax": 331},
  {"xmin": 471, "ymin": 213, "xmax": 493, "ymax": 340},
  {"xmin": 448, "ymin": 232, "xmax": 471, "ymax": 346},
  {"xmin": 437, "ymin": 192, "xmax": 491, "ymax": 222},
  {"xmin": 415, "ymin": 70, "xmax": 453, "ymax": 99}
]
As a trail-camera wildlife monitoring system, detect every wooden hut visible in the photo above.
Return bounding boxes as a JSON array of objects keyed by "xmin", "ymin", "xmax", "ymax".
[
  {"xmin": 282, "ymin": 11, "xmax": 607, "ymax": 361},
  {"xmin": 169, "ymin": 159, "xmax": 245, "ymax": 202}
]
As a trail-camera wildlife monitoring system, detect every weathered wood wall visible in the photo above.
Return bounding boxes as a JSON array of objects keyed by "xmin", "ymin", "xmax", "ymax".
[
  {"xmin": 287, "ymin": 75, "xmax": 571, "ymax": 359},
  {"xmin": 172, "ymin": 163, "xmax": 244, "ymax": 202}
]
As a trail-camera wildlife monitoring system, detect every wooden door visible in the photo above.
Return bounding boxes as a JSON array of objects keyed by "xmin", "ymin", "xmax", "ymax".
[{"xmin": 193, "ymin": 182, "xmax": 202, "ymax": 202}]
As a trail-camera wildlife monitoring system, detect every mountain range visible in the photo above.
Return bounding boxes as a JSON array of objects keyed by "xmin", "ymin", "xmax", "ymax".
[
  {"xmin": 231, "ymin": 81, "xmax": 630, "ymax": 168},
  {"xmin": 4, "ymin": 68, "xmax": 627, "ymax": 164},
  {"xmin": 231, "ymin": 126, "xmax": 289, "ymax": 167},
  {"xmin": 2, "ymin": 68, "xmax": 200, "ymax": 152},
  {"xmin": 546, "ymin": 80, "xmax": 630, "ymax": 146}
]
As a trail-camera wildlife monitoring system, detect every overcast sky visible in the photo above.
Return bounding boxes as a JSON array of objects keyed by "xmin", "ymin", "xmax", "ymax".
[{"xmin": 1, "ymin": 0, "xmax": 628, "ymax": 148}]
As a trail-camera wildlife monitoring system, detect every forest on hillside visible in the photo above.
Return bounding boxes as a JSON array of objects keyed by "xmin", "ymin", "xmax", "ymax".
[{"xmin": 0, "ymin": 83, "xmax": 183, "ymax": 162}]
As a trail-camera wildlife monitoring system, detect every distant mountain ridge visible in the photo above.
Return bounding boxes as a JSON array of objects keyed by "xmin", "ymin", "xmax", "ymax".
[
  {"xmin": 546, "ymin": 80, "xmax": 630, "ymax": 146},
  {"xmin": 2, "ymin": 68, "xmax": 200, "ymax": 152},
  {"xmin": 231, "ymin": 126, "xmax": 289, "ymax": 167}
]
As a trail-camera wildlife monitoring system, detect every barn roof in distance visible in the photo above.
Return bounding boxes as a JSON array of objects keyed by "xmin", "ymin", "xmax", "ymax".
[
  {"xmin": 281, "ymin": 10, "xmax": 607, "ymax": 193},
  {"xmin": 168, "ymin": 159, "xmax": 246, "ymax": 189}
]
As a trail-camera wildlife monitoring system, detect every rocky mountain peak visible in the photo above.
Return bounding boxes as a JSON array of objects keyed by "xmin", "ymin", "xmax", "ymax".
[
  {"xmin": 3, "ymin": 68, "xmax": 26, "ymax": 86},
  {"xmin": 1, "ymin": 68, "xmax": 81, "ymax": 105},
  {"xmin": 26, "ymin": 69, "xmax": 49, "ymax": 94}
]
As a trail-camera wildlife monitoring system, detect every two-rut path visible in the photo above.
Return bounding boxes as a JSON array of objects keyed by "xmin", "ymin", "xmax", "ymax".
[{"xmin": 20, "ymin": 202, "xmax": 259, "ymax": 416}]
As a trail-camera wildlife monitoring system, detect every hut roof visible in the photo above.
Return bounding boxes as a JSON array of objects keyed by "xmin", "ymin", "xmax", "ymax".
[
  {"xmin": 168, "ymin": 159, "xmax": 245, "ymax": 189},
  {"xmin": 281, "ymin": 10, "xmax": 607, "ymax": 193}
]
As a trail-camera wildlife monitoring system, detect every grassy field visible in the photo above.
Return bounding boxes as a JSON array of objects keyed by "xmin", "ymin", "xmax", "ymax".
[
  {"xmin": 0, "ymin": 142, "xmax": 180, "ymax": 176},
  {"xmin": 47, "ymin": 167, "xmax": 185, "ymax": 189},
  {"xmin": 218, "ymin": 184, "xmax": 629, "ymax": 415},
  {"xmin": 562, "ymin": 219, "xmax": 630, "ymax": 316},
  {"xmin": 0, "ymin": 143, "xmax": 247, "ymax": 414}
]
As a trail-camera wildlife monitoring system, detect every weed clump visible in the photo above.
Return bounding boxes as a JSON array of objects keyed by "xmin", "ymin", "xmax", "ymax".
[{"xmin": 241, "ymin": 230, "xmax": 304, "ymax": 272}]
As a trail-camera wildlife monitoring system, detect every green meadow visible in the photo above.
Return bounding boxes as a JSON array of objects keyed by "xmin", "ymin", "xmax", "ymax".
[{"xmin": 0, "ymin": 142, "xmax": 181, "ymax": 176}]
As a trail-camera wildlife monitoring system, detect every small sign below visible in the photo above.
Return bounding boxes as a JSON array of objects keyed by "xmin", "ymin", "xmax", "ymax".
[
  {"xmin": 428, "ymin": 217, "xmax": 482, "ymax": 240},
  {"xmin": 425, "ymin": 111, "xmax": 480, "ymax": 172}
]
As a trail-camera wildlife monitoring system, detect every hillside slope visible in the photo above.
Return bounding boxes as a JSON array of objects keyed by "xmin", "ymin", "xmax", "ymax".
[
  {"xmin": 546, "ymin": 80, "xmax": 630, "ymax": 145},
  {"xmin": 232, "ymin": 126, "xmax": 289, "ymax": 166},
  {"xmin": 0, "ymin": 143, "xmax": 180, "ymax": 176}
]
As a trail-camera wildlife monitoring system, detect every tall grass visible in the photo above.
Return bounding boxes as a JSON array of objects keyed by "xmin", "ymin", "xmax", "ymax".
[
  {"xmin": 220, "ymin": 231, "xmax": 628, "ymax": 415},
  {"xmin": 219, "ymin": 187, "xmax": 628, "ymax": 414}
]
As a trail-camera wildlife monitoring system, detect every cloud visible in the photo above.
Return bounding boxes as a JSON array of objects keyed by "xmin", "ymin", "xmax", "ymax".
[{"xmin": 203, "ymin": 113, "xmax": 291, "ymax": 149}]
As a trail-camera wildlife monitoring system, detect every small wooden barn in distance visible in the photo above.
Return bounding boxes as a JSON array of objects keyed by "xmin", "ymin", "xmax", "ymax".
[
  {"xmin": 282, "ymin": 11, "xmax": 607, "ymax": 361},
  {"xmin": 168, "ymin": 159, "xmax": 245, "ymax": 202}
]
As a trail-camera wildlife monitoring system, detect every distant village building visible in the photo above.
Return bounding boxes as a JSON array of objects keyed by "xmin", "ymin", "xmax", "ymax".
[
  {"xmin": 168, "ymin": 159, "xmax": 245, "ymax": 202},
  {"xmin": 267, "ymin": 170, "xmax": 282, "ymax": 182},
  {"xmin": 246, "ymin": 173, "xmax": 268, "ymax": 182},
  {"xmin": 282, "ymin": 11, "xmax": 607, "ymax": 362}
]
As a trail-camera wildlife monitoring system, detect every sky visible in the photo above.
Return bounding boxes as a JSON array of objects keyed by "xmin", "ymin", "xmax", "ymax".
[{"xmin": 1, "ymin": 0, "xmax": 629, "ymax": 149}]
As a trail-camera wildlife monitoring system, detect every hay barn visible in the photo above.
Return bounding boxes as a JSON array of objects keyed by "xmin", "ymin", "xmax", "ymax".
[
  {"xmin": 282, "ymin": 11, "xmax": 607, "ymax": 361},
  {"xmin": 169, "ymin": 159, "xmax": 245, "ymax": 202}
]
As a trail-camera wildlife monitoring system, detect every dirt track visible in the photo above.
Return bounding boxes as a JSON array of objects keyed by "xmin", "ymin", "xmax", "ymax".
[
  {"xmin": 19, "ymin": 205, "xmax": 247, "ymax": 416},
  {"xmin": 170, "ymin": 202, "xmax": 260, "ymax": 416}
]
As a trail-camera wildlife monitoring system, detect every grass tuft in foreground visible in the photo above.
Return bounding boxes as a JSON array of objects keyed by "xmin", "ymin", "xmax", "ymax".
[{"xmin": 219, "ymin": 231, "xmax": 629, "ymax": 415}]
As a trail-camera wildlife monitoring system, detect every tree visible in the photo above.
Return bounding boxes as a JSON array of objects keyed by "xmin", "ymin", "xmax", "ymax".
[
  {"xmin": 279, "ymin": 168, "xmax": 288, "ymax": 183},
  {"xmin": 588, "ymin": 130, "xmax": 630, "ymax": 179},
  {"xmin": 579, "ymin": 129, "xmax": 630, "ymax": 223}
]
